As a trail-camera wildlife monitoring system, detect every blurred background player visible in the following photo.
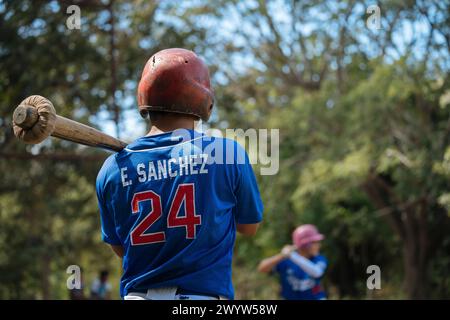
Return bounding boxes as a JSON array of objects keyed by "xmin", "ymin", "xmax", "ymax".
[
  {"xmin": 90, "ymin": 270, "xmax": 112, "ymax": 300},
  {"xmin": 96, "ymin": 48, "xmax": 263, "ymax": 300},
  {"xmin": 258, "ymin": 224, "xmax": 327, "ymax": 300}
]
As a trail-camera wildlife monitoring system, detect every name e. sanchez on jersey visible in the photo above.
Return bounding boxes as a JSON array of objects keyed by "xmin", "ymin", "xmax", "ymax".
[{"xmin": 120, "ymin": 154, "xmax": 209, "ymax": 187}]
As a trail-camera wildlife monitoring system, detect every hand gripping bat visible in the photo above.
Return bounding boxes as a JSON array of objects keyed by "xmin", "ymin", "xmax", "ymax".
[{"xmin": 12, "ymin": 95, "xmax": 128, "ymax": 152}]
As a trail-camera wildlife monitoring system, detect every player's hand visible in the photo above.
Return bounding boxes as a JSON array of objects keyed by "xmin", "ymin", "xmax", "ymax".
[{"xmin": 281, "ymin": 245, "xmax": 296, "ymax": 257}]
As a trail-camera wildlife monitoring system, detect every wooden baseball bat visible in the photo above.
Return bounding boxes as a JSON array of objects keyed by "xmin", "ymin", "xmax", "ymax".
[{"xmin": 12, "ymin": 95, "xmax": 128, "ymax": 152}]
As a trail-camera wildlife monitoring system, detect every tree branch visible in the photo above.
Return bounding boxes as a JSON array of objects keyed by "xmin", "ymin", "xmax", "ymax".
[{"xmin": 0, "ymin": 152, "xmax": 108, "ymax": 162}]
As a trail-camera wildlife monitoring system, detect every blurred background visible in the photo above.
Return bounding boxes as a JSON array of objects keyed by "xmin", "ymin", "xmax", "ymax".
[{"xmin": 0, "ymin": 0, "xmax": 449, "ymax": 299}]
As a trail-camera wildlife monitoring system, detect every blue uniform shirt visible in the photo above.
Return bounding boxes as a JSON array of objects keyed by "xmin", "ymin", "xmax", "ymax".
[
  {"xmin": 96, "ymin": 129, "xmax": 263, "ymax": 299},
  {"xmin": 274, "ymin": 255, "xmax": 327, "ymax": 300}
]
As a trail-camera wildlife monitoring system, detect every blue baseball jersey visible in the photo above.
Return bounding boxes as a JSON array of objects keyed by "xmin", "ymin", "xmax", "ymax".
[
  {"xmin": 274, "ymin": 255, "xmax": 327, "ymax": 300},
  {"xmin": 96, "ymin": 129, "xmax": 263, "ymax": 299}
]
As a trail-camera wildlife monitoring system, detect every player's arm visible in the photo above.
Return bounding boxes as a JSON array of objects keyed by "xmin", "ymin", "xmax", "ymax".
[
  {"xmin": 289, "ymin": 252, "xmax": 327, "ymax": 278},
  {"xmin": 233, "ymin": 142, "xmax": 264, "ymax": 235},
  {"xmin": 258, "ymin": 254, "xmax": 286, "ymax": 273},
  {"xmin": 258, "ymin": 245, "xmax": 293, "ymax": 273},
  {"xmin": 237, "ymin": 223, "xmax": 260, "ymax": 236},
  {"xmin": 110, "ymin": 245, "xmax": 124, "ymax": 258},
  {"xmin": 96, "ymin": 157, "xmax": 124, "ymax": 257}
]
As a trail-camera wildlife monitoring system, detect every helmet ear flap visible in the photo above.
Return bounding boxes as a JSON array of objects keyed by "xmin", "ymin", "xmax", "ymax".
[{"xmin": 139, "ymin": 106, "xmax": 149, "ymax": 119}]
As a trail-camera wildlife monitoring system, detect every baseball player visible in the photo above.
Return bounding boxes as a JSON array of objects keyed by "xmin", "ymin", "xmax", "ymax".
[
  {"xmin": 258, "ymin": 224, "xmax": 327, "ymax": 300},
  {"xmin": 96, "ymin": 48, "xmax": 263, "ymax": 300}
]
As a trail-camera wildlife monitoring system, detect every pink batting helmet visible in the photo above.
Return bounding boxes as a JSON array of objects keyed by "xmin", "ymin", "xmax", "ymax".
[{"xmin": 292, "ymin": 224, "xmax": 324, "ymax": 248}]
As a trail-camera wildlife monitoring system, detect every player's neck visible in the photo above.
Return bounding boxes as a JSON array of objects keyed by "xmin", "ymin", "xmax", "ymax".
[{"xmin": 146, "ymin": 114, "xmax": 197, "ymax": 136}]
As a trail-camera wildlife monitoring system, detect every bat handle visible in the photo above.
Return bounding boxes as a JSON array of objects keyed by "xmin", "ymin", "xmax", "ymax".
[{"xmin": 13, "ymin": 105, "xmax": 39, "ymax": 129}]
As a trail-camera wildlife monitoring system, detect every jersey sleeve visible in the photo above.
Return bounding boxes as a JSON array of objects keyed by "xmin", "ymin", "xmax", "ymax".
[
  {"xmin": 273, "ymin": 259, "xmax": 286, "ymax": 274},
  {"xmin": 233, "ymin": 142, "xmax": 264, "ymax": 224},
  {"xmin": 314, "ymin": 255, "xmax": 328, "ymax": 276},
  {"xmin": 290, "ymin": 252, "xmax": 327, "ymax": 278},
  {"xmin": 96, "ymin": 156, "xmax": 122, "ymax": 246}
]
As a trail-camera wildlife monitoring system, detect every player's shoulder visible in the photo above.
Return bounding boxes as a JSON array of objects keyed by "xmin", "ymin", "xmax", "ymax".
[
  {"xmin": 178, "ymin": 130, "xmax": 249, "ymax": 164},
  {"xmin": 213, "ymin": 135, "xmax": 245, "ymax": 149},
  {"xmin": 312, "ymin": 254, "xmax": 328, "ymax": 265},
  {"xmin": 206, "ymin": 135, "xmax": 249, "ymax": 163},
  {"xmin": 99, "ymin": 153, "xmax": 118, "ymax": 172},
  {"xmin": 276, "ymin": 257, "xmax": 290, "ymax": 270},
  {"xmin": 96, "ymin": 153, "xmax": 120, "ymax": 185}
]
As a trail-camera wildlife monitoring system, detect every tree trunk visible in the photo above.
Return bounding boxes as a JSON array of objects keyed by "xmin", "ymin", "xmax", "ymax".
[
  {"xmin": 402, "ymin": 239, "xmax": 428, "ymax": 299},
  {"xmin": 402, "ymin": 197, "xmax": 431, "ymax": 299},
  {"xmin": 41, "ymin": 253, "xmax": 51, "ymax": 300},
  {"xmin": 362, "ymin": 175, "xmax": 432, "ymax": 299}
]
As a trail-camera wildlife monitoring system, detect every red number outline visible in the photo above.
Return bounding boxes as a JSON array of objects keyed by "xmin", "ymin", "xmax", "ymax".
[
  {"xmin": 129, "ymin": 184, "xmax": 201, "ymax": 246},
  {"xmin": 167, "ymin": 183, "xmax": 202, "ymax": 239},
  {"xmin": 130, "ymin": 190, "xmax": 166, "ymax": 245}
]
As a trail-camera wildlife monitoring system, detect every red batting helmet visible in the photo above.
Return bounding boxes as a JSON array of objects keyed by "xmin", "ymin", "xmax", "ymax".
[
  {"xmin": 137, "ymin": 48, "xmax": 214, "ymax": 121},
  {"xmin": 292, "ymin": 224, "xmax": 324, "ymax": 249}
]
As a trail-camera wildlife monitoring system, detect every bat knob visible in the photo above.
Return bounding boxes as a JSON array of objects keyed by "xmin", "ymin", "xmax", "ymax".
[
  {"xmin": 12, "ymin": 95, "xmax": 57, "ymax": 144},
  {"xmin": 13, "ymin": 105, "xmax": 40, "ymax": 129}
]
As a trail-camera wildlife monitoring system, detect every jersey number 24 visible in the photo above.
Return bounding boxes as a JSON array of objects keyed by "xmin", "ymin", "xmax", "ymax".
[{"xmin": 130, "ymin": 183, "xmax": 201, "ymax": 245}]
